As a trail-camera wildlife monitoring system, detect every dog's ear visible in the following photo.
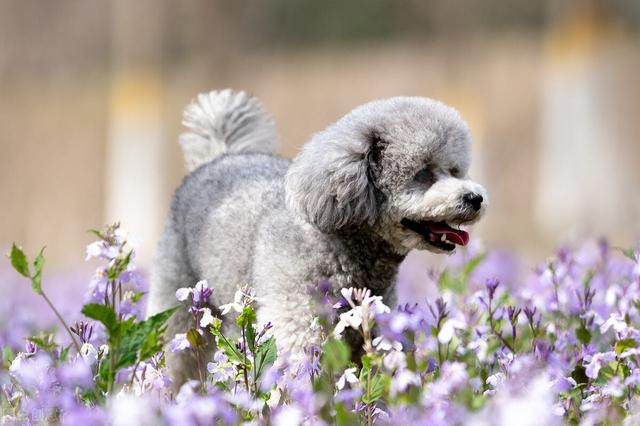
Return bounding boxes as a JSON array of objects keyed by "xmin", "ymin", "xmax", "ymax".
[{"xmin": 285, "ymin": 130, "xmax": 381, "ymax": 233}]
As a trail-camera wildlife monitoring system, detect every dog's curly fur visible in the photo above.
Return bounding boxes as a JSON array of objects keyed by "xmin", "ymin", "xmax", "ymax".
[{"xmin": 147, "ymin": 89, "xmax": 488, "ymax": 386}]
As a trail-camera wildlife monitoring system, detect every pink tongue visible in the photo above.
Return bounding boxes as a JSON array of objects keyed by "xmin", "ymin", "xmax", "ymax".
[{"xmin": 429, "ymin": 223, "xmax": 470, "ymax": 246}]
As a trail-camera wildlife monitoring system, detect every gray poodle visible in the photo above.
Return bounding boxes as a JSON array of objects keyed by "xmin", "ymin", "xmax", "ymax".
[{"xmin": 146, "ymin": 89, "xmax": 488, "ymax": 386}]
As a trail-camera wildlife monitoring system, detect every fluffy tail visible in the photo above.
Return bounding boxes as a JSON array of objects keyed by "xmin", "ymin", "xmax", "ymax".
[{"xmin": 179, "ymin": 89, "xmax": 278, "ymax": 172}]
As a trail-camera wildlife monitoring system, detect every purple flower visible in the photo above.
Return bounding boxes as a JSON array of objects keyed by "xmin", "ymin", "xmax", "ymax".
[
  {"xmin": 176, "ymin": 280, "xmax": 213, "ymax": 307},
  {"xmin": 24, "ymin": 340, "xmax": 38, "ymax": 354},
  {"xmin": 207, "ymin": 350, "xmax": 236, "ymax": 383},
  {"xmin": 61, "ymin": 405, "xmax": 107, "ymax": 426},
  {"xmin": 485, "ymin": 278, "xmax": 500, "ymax": 300},
  {"xmin": 170, "ymin": 333, "xmax": 191, "ymax": 352},
  {"xmin": 260, "ymin": 362, "xmax": 286, "ymax": 391},
  {"xmin": 584, "ymin": 351, "xmax": 616, "ymax": 379},
  {"xmin": 57, "ymin": 359, "xmax": 94, "ymax": 389},
  {"xmin": 70, "ymin": 321, "xmax": 94, "ymax": 344},
  {"xmin": 193, "ymin": 280, "xmax": 213, "ymax": 304}
]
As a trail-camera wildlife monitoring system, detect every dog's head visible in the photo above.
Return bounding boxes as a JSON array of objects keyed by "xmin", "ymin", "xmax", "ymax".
[{"xmin": 285, "ymin": 97, "xmax": 487, "ymax": 254}]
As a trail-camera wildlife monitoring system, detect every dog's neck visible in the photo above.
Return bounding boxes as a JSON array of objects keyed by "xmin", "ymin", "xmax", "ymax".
[{"xmin": 331, "ymin": 227, "xmax": 405, "ymax": 292}]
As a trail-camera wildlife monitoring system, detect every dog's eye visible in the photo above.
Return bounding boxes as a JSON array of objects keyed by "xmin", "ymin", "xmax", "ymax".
[
  {"xmin": 449, "ymin": 167, "xmax": 460, "ymax": 177},
  {"xmin": 413, "ymin": 167, "xmax": 434, "ymax": 185}
]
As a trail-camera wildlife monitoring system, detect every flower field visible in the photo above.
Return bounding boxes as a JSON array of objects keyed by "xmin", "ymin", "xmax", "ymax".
[{"xmin": 1, "ymin": 224, "xmax": 640, "ymax": 425}]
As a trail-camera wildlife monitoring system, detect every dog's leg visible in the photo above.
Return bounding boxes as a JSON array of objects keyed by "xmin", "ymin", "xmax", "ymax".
[
  {"xmin": 257, "ymin": 296, "xmax": 323, "ymax": 359},
  {"xmin": 162, "ymin": 305, "xmax": 214, "ymax": 388},
  {"xmin": 148, "ymin": 221, "xmax": 214, "ymax": 390}
]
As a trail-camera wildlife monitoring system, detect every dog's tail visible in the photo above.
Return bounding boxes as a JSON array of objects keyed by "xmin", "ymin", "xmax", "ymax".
[{"xmin": 179, "ymin": 89, "xmax": 278, "ymax": 172}]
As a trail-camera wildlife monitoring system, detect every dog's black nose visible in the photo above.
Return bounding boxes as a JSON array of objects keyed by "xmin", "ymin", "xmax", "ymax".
[{"xmin": 462, "ymin": 192, "xmax": 483, "ymax": 211}]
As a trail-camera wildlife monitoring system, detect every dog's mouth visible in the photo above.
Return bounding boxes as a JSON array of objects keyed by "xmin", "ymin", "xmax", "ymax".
[{"xmin": 400, "ymin": 218, "xmax": 470, "ymax": 251}]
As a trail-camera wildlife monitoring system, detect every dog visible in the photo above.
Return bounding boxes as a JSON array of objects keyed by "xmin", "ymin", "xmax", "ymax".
[{"xmin": 146, "ymin": 89, "xmax": 488, "ymax": 386}]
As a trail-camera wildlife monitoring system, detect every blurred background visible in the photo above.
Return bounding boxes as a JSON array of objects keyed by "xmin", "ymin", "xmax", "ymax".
[{"xmin": 1, "ymin": 0, "xmax": 640, "ymax": 276}]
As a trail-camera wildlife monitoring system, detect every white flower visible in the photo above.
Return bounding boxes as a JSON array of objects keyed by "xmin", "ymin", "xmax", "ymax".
[
  {"xmin": 219, "ymin": 288, "xmax": 257, "ymax": 315},
  {"xmin": 438, "ymin": 320, "xmax": 456, "ymax": 344},
  {"xmin": 600, "ymin": 313, "xmax": 628, "ymax": 335},
  {"xmin": 99, "ymin": 344, "xmax": 109, "ymax": 356},
  {"xmin": 170, "ymin": 333, "xmax": 191, "ymax": 352},
  {"xmin": 85, "ymin": 241, "xmax": 103, "ymax": 260},
  {"xmin": 332, "ymin": 288, "xmax": 390, "ymax": 337},
  {"xmin": 372, "ymin": 335, "xmax": 402, "ymax": 352},
  {"xmin": 483, "ymin": 375, "xmax": 559, "ymax": 426},
  {"xmin": 109, "ymin": 392, "xmax": 161, "ymax": 426},
  {"xmin": 389, "ymin": 312, "xmax": 409, "ymax": 333},
  {"xmin": 175, "ymin": 287, "xmax": 192, "ymax": 302},
  {"xmin": 333, "ymin": 308, "xmax": 363, "ymax": 337},
  {"xmin": 273, "ymin": 405, "xmax": 303, "ymax": 426},
  {"xmin": 80, "ymin": 343, "xmax": 98, "ymax": 365},
  {"xmin": 339, "ymin": 287, "xmax": 354, "ymax": 306},
  {"xmin": 580, "ymin": 392, "xmax": 604, "ymax": 412},
  {"xmin": 438, "ymin": 318, "xmax": 466, "ymax": 344},
  {"xmin": 383, "ymin": 350, "xmax": 407, "ymax": 371},
  {"xmin": 620, "ymin": 348, "xmax": 640, "ymax": 358},
  {"xmin": 468, "ymin": 337, "xmax": 489, "ymax": 362},
  {"xmin": 129, "ymin": 362, "xmax": 170, "ymax": 396},
  {"xmin": 552, "ymin": 402, "xmax": 566, "ymax": 416},
  {"xmin": 199, "ymin": 308, "xmax": 215, "ymax": 328},
  {"xmin": 364, "ymin": 294, "xmax": 391, "ymax": 315},
  {"xmin": 9, "ymin": 353, "xmax": 26, "ymax": 374},
  {"xmin": 486, "ymin": 372, "xmax": 505, "ymax": 388},
  {"xmin": 390, "ymin": 369, "xmax": 420, "ymax": 395},
  {"xmin": 602, "ymin": 377, "xmax": 624, "ymax": 398},
  {"xmin": 207, "ymin": 351, "xmax": 236, "ymax": 382},
  {"xmin": 336, "ymin": 367, "xmax": 359, "ymax": 390},
  {"xmin": 584, "ymin": 351, "xmax": 616, "ymax": 379}
]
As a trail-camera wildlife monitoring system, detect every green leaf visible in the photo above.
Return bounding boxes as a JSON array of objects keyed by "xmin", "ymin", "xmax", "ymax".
[
  {"xmin": 596, "ymin": 364, "xmax": 617, "ymax": 382},
  {"xmin": 9, "ymin": 243, "xmax": 30, "ymax": 278},
  {"xmin": 621, "ymin": 248, "xmax": 637, "ymax": 262},
  {"xmin": 576, "ymin": 326, "xmax": 592, "ymax": 345},
  {"xmin": 438, "ymin": 270, "xmax": 465, "ymax": 294},
  {"xmin": 59, "ymin": 345, "xmax": 71, "ymax": 363},
  {"xmin": 212, "ymin": 328, "xmax": 243, "ymax": 363},
  {"xmin": 360, "ymin": 369, "xmax": 386, "ymax": 404},
  {"xmin": 186, "ymin": 328, "xmax": 205, "ymax": 348},
  {"xmin": 246, "ymin": 324, "xmax": 257, "ymax": 354},
  {"xmin": 27, "ymin": 335, "xmax": 58, "ymax": 351},
  {"xmin": 254, "ymin": 336, "xmax": 277, "ymax": 378},
  {"xmin": 130, "ymin": 291, "xmax": 146, "ymax": 303},
  {"xmin": 82, "ymin": 303, "xmax": 119, "ymax": 336},
  {"xmin": 138, "ymin": 330, "xmax": 162, "ymax": 361},
  {"xmin": 237, "ymin": 306, "xmax": 257, "ymax": 328},
  {"xmin": 615, "ymin": 338, "xmax": 637, "ymax": 355},
  {"xmin": 2, "ymin": 347, "xmax": 14, "ymax": 369},
  {"xmin": 87, "ymin": 229, "xmax": 105, "ymax": 240},
  {"xmin": 462, "ymin": 253, "xmax": 487, "ymax": 280},
  {"xmin": 335, "ymin": 402, "xmax": 360, "ymax": 426},
  {"xmin": 361, "ymin": 353, "xmax": 372, "ymax": 369},
  {"xmin": 115, "ymin": 306, "xmax": 180, "ymax": 370},
  {"xmin": 321, "ymin": 338, "xmax": 351, "ymax": 371},
  {"xmin": 31, "ymin": 247, "xmax": 45, "ymax": 295}
]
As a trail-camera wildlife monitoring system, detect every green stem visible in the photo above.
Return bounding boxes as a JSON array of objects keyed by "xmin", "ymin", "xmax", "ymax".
[
  {"xmin": 251, "ymin": 331, "xmax": 258, "ymax": 397},
  {"xmin": 241, "ymin": 327, "xmax": 250, "ymax": 393},
  {"xmin": 488, "ymin": 300, "xmax": 514, "ymax": 353},
  {"xmin": 129, "ymin": 359, "xmax": 142, "ymax": 388},
  {"xmin": 195, "ymin": 348, "xmax": 205, "ymax": 393},
  {"xmin": 41, "ymin": 291, "xmax": 81, "ymax": 353},
  {"xmin": 436, "ymin": 317, "xmax": 444, "ymax": 364},
  {"xmin": 366, "ymin": 370, "xmax": 373, "ymax": 426}
]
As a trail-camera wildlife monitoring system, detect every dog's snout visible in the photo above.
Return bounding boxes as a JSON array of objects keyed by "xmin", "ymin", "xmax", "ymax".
[{"xmin": 462, "ymin": 192, "xmax": 483, "ymax": 211}]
